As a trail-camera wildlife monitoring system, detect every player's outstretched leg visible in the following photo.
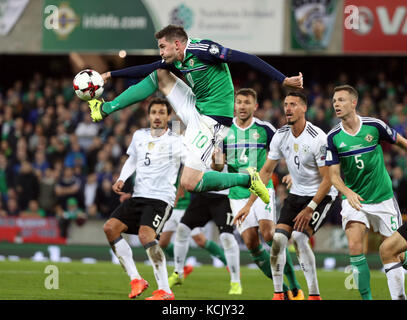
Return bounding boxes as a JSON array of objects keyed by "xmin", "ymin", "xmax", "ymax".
[
  {"xmin": 191, "ymin": 167, "xmax": 269, "ymax": 204},
  {"xmin": 292, "ymin": 231, "xmax": 321, "ymax": 300},
  {"xmin": 270, "ymin": 231, "xmax": 289, "ymax": 300},
  {"xmin": 88, "ymin": 71, "xmax": 159, "ymax": 122}
]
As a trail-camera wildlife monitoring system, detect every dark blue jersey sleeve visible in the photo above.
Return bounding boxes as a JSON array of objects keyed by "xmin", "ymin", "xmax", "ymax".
[
  {"xmin": 326, "ymin": 133, "xmax": 340, "ymax": 166},
  {"xmin": 110, "ymin": 60, "xmax": 182, "ymax": 79},
  {"xmin": 187, "ymin": 39, "xmax": 287, "ymax": 83},
  {"xmin": 363, "ymin": 118, "xmax": 397, "ymax": 144}
]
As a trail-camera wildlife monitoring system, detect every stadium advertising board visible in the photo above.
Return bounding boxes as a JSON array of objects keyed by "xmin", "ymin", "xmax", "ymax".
[
  {"xmin": 343, "ymin": 0, "xmax": 407, "ymax": 53},
  {"xmin": 291, "ymin": 0, "xmax": 338, "ymax": 51},
  {"xmin": 42, "ymin": 0, "xmax": 284, "ymax": 54},
  {"xmin": 0, "ymin": 217, "xmax": 66, "ymax": 244}
]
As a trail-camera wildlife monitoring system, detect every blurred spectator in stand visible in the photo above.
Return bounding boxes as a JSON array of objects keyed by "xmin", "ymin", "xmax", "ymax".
[
  {"xmin": 57, "ymin": 197, "xmax": 87, "ymax": 239},
  {"xmin": 0, "ymin": 153, "xmax": 12, "ymax": 203},
  {"xmin": 6, "ymin": 197, "xmax": 20, "ymax": 216},
  {"xmin": 64, "ymin": 136, "xmax": 87, "ymax": 169},
  {"xmin": 55, "ymin": 166, "xmax": 83, "ymax": 210},
  {"xmin": 14, "ymin": 161, "xmax": 39, "ymax": 211},
  {"xmin": 20, "ymin": 200, "xmax": 45, "ymax": 218},
  {"xmin": 75, "ymin": 111, "xmax": 99, "ymax": 150},
  {"xmin": 94, "ymin": 178, "xmax": 120, "ymax": 219},
  {"xmin": 33, "ymin": 150, "xmax": 50, "ymax": 178},
  {"xmin": 39, "ymin": 168, "xmax": 57, "ymax": 217},
  {"xmin": 84, "ymin": 173, "xmax": 98, "ymax": 217}
]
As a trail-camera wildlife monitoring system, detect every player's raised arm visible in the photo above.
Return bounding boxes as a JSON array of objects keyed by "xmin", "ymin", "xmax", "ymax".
[
  {"xmin": 192, "ymin": 40, "xmax": 303, "ymax": 90},
  {"xmin": 395, "ymin": 133, "xmax": 407, "ymax": 150}
]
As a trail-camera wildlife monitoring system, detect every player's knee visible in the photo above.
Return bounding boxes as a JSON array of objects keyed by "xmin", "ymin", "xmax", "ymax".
[
  {"xmin": 292, "ymin": 230, "xmax": 308, "ymax": 247},
  {"xmin": 220, "ymin": 232, "xmax": 237, "ymax": 250},
  {"xmin": 192, "ymin": 234, "xmax": 206, "ymax": 248},
  {"xmin": 176, "ymin": 223, "xmax": 191, "ymax": 242},
  {"xmin": 103, "ymin": 220, "xmax": 116, "ymax": 238},
  {"xmin": 379, "ymin": 239, "xmax": 395, "ymax": 262},
  {"xmin": 271, "ymin": 231, "xmax": 288, "ymax": 256},
  {"xmin": 347, "ymin": 238, "xmax": 364, "ymax": 255}
]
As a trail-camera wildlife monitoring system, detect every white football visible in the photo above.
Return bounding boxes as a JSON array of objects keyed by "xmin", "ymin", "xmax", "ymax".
[{"xmin": 73, "ymin": 69, "xmax": 104, "ymax": 101}]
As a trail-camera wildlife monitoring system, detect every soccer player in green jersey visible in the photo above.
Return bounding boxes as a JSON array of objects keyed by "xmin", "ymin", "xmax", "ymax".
[
  {"xmin": 88, "ymin": 25, "xmax": 303, "ymax": 204},
  {"xmin": 326, "ymin": 85, "xmax": 407, "ymax": 300},
  {"xmin": 212, "ymin": 88, "xmax": 303, "ymax": 300}
]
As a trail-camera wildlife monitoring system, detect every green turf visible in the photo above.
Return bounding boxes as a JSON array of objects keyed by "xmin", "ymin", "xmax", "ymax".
[{"xmin": 0, "ymin": 259, "xmax": 394, "ymax": 300}]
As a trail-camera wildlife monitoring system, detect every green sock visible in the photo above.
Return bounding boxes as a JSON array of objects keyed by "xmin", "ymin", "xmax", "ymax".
[
  {"xmin": 350, "ymin": 254, "xmax": 372, "ymax": 300},
  {"xmin": 204, "ymin": 240, "xmax": 227, "ymax": 265},
  {"xmin": 193, "ymin": 171, "xmax": 249, "ymax": 192},
  {"xmin": 102, "ymin": 71, "xmax": 158, "ymax": 115},
  {"xmin": 284, "ymin": 247, "xmax": 302, "ymax": 290},
  {"xmin": 251, "ymin": 243, "xmax": 290, "ymax": 293},
  {"xmin": 162, "ymin": 243, "xmax": 174, "ymax": 259}
]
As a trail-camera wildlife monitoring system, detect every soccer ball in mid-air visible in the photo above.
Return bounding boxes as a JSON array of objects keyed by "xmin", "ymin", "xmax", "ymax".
[{"xmin": 73, "ymin": 69, "xmax": 104, "ymax": 101}]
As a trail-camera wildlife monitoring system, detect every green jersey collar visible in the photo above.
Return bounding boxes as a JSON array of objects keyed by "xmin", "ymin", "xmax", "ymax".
[{"xmin": 340, "ymin": 115, "xmax": 362, "ymax": 137}]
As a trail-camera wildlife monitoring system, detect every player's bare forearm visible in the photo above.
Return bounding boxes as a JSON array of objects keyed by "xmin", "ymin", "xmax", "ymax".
[
  {"xmin": 395, "ymin": 133, "xmax": 407, "ymax": 151},
  {"xmin": 328, "ymin": 164, "xmax": 348, "ymax": 196},
  {"xmin": 312, "ymin": 166, "xmax": 333, "ymax": 205}
]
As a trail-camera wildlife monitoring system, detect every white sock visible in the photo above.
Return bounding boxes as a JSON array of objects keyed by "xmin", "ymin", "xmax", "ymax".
[
  {"xmin": 384, "ymin": 262, "xmax": 406, "ymax": 300},
  {"xmin": 111, "ymin": 237, "xmax": 141, "ymax": 280},
  {"xmin": 174, "ymin": 223, "xmax": 191, "ymax": 276},
  {"xmin": 220, "ymin": 232, "xmax": 240, "ymax": 283},
  {"xmin": 292, "ymin": 231, "xmax": 319, "ymax": 295},
  {"xmin": 270, "ymin": 232, "xmax": 288, "ymax": 293},
  {"xmin": 146, "ymin": 241, "xmax": 171, "ymax": 293}
]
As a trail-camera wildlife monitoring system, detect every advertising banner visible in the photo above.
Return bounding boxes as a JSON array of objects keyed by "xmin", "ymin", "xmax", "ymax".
[
  {"xmin": 42, "ymin": 0, "xmax": 284, "ymax": 54},
  {"xmin": 0, "ymin": 217, "xmax": 66, "ymax": 244},
  {"xmin": 343, "ymin": 0, "xmax": 407, "ymax": 53},
  {"xmin": 291, "ymin": 0, "xmax": 338, "ymax": 51}
]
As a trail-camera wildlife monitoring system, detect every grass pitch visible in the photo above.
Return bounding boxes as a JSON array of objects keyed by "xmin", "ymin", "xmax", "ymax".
[{"xmin": 0, "ymin": 259, "xmax": 392, "ymax": 300}]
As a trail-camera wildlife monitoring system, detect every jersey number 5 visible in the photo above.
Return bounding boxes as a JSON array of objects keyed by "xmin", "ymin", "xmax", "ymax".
[{"xmin": 354, "ymin": 155, "xmax": 364, "ymax": 169}]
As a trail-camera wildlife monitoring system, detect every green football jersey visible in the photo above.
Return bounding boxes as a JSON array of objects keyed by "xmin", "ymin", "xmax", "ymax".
[
  {"xmin": 326, "ymin": 116, "xmax": 398, "ymax": 204},
  {"xmin": 173, "ymin": 38, "xmax": 235, "ymax": 119},
  {"xmin": 224, "ymin": 118, "xmax": 276, "ymax": 199}
]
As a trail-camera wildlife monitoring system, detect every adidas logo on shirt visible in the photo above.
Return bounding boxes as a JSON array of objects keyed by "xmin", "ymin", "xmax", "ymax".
[{"xmin": 339, "ymin": 142, "xmax": 347, "ymax": 148}]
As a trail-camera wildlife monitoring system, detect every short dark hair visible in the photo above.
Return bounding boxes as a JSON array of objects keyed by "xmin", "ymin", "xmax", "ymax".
[
  {"xmin": 333, "ymin": 85, "xmax": 359, "ymax": 100},
  {"xmin": 154, "ymin": 25, "xmax": 188, "ymax": 42},
  {"xmin": 235, "ymin": 88, "xmax": 257, "ymax": 103},
  {"xmin": 148, "ymin": 98, "xmax": 172, "ymax": 115},
  {"xmin": 285, "ymin": 91, "xmax": 307, "ymax": 105}
]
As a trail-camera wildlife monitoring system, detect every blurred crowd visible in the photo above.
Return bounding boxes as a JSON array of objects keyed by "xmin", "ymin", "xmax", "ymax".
[{"xmin": 0, "ymin": 59, "xmax": 407, "ymax": 230}]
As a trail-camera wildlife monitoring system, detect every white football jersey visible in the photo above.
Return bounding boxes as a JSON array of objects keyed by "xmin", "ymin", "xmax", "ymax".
[
  {"xmin": 126, "ymin": 128, "xmax": 185, "ymax": 206},
  {"xmin": 268, "ymin": 122, "xmax": 337, "ymax": 197}
]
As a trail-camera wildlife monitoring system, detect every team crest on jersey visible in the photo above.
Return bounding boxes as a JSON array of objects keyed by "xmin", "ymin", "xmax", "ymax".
[
  {"xmin": 294, "ymin": 143, "xmax": 299, "ymax": 153},
  {"xmin": 252, "ymin": 132, "xmax": 260, "ymax": 140},
  {"xmin": 209, "ymin": 44, "xmax": 220, "ymax": 55},
  {"xmin": 189, "ymin": 59, "xmax": 194, "ymax": 67},
  {"xmin": 148, "ymin": 142, "xmax": 155, "ymax": 150},
  {"xmin": 364, "ymin": 134, "xmax": 373, "ymax": 143}
]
